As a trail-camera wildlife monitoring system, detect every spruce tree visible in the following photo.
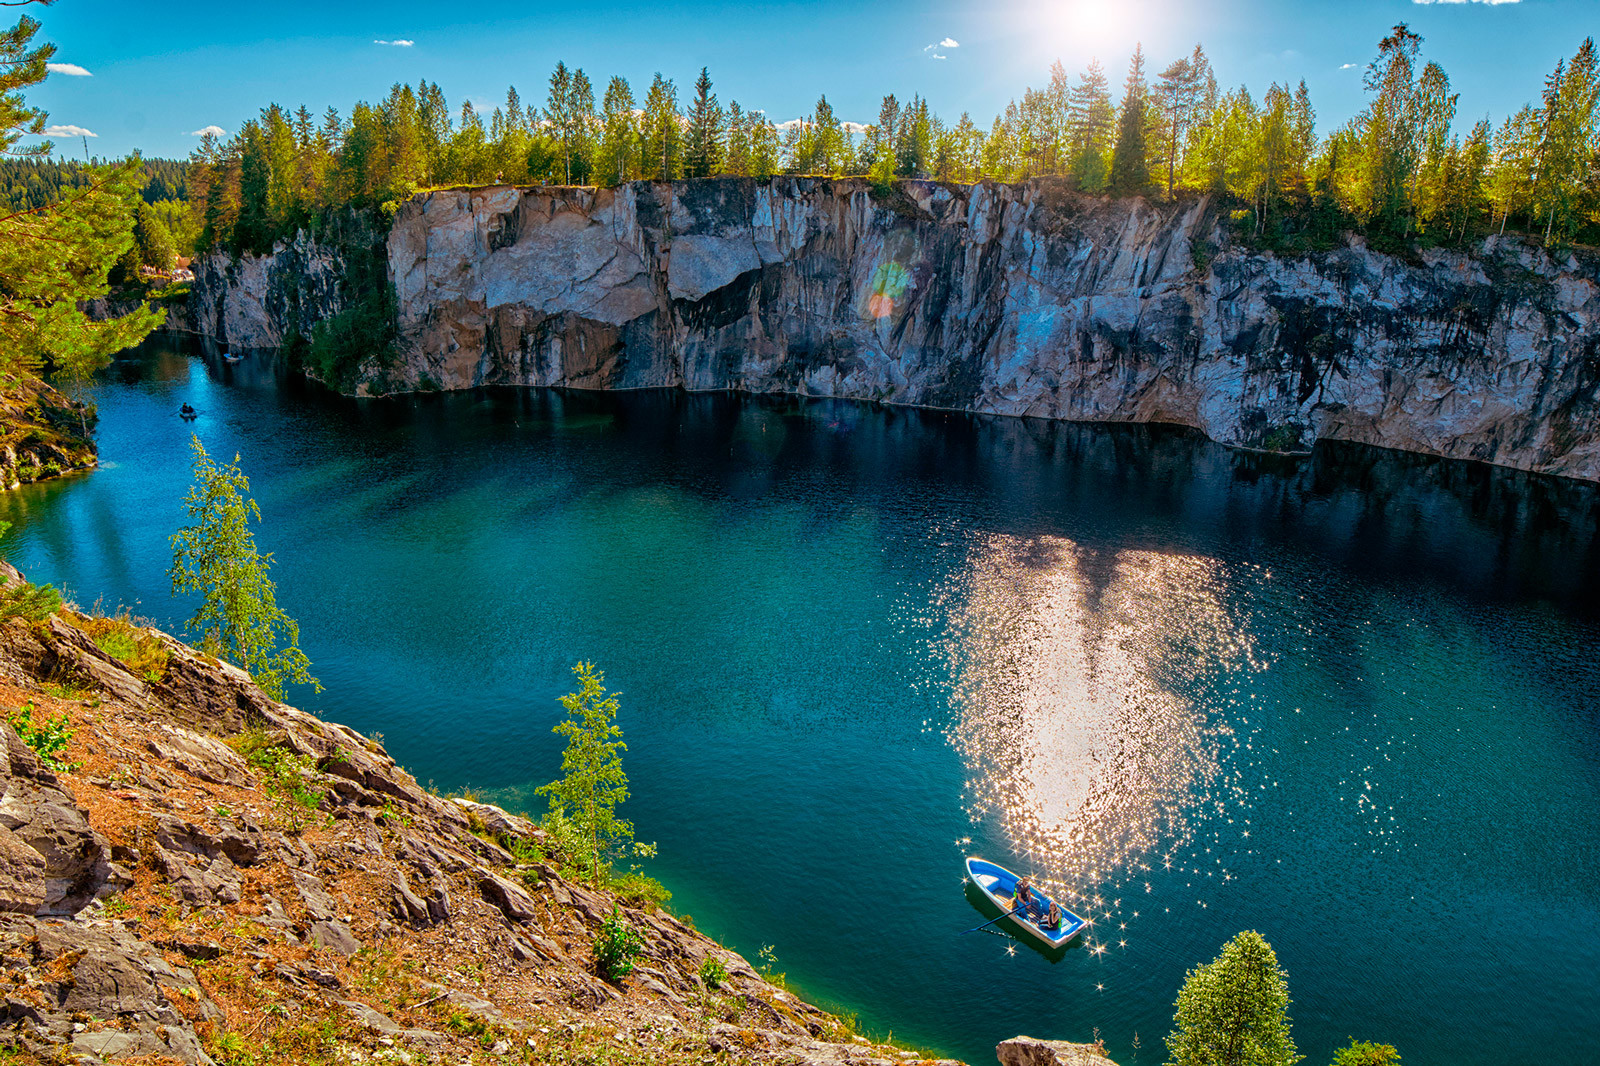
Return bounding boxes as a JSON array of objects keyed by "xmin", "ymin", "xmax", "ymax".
[
  {"xmin": 1109, "ymin": 45, "xmax": 1151, "ymax": 195},
  {"xmin": 724, "ymin": 102, "xmax": 750, "ymax": 177},
  {"xmin": 1069, "ymin": 60, "xmax": 1115, "ymax": 191},
  {"xmin": 684, "ymin": 67, "xmax": 725, "ymax": 178},
  {"xmin": 641, "ymin": 74, "xmax": 680, "ymax": 180}
]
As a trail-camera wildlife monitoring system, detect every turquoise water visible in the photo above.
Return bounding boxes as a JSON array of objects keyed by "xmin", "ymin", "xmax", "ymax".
[{"xmin": 4, "ymin": 337, "xmax": 1599, "ymax": 1065}]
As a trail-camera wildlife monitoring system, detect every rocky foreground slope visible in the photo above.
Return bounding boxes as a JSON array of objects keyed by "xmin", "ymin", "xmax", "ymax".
[
  {"xmin": 0, "ymin": 565, "xmax": 1117, "ymax": 1066},
  {"xmin": 187, "ymin": 178, "xmax": 1600, "ymax": 482}
]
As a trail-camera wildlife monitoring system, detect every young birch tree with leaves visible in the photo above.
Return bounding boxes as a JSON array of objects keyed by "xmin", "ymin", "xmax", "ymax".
[
  {"xmin": 169, "ymin": 436, "xmax": 317, "ymax": 700},
  {"xmin": 537, "ymin": 661, "xmax": 631, "ymax": 888}
]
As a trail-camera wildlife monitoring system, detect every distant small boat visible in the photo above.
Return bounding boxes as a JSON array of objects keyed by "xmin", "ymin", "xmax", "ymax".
[
  {"xmin": 966, "ymin": 857, "xmax": 1086, "ymax": 949},
  {"xmin": 179, "ymin": 403, "xmax": 197, "ymax": 421}
]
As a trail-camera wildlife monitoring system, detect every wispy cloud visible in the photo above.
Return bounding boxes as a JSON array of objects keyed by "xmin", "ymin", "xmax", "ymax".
[
  {"xmin": 930, "ymin": 54, "xmax": 948, "ymax": 60},
  {"xmin": 775, "ymin": 118, "xmax": 806, "ymax": 131},
  {"xmin": 42, "ymin": 125, "xmax": 95, "ymax": 137},
  {"xmin": 1412, "ymin": 0, "xmax": 1519, "ymax": 5},
  {"xmin": 1339, "ymin": 62, "xmax": 1359, "ymax": 69},
  {"xmin": 842, "ymin": 121, "xmax": 870, "ymax": 134},
  {"xmin": 923, "ymin": 37, "xmax": 957, "ymax": 59},
  {"xmin": 940, "ymin": 37, "xmax": 959, "ymax": 48},
  {"xmin": 46, "ymin": 62, "xmax": 92, "ymax": 76},
  {"xmin": 374, "ymin": 38, "xmax": 414, "ymax": 47},
  {"xmin": 189, "ymin": 125, "xmax": 226, "ymax": 137}
]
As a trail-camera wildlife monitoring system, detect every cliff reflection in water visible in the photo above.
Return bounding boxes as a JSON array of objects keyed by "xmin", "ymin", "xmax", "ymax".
[{"xmin": 942, "ymin": 537, "xmax": 1255, "ymax": 907}]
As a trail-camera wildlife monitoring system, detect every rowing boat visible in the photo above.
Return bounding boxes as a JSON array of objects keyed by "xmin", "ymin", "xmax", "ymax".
[{"xmin": 965, "ymin": 857, "xmax": 1085, "ymax": 948}]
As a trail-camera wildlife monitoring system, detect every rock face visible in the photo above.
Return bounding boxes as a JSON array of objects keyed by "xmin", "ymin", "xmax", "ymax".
[
  {"xmin": 0, "ymin": 579, "xmax": 967, "ymax": 1065},
  {"xmin": 183, "ymin": 177, "xmax": 1600, "ymax": 483}
]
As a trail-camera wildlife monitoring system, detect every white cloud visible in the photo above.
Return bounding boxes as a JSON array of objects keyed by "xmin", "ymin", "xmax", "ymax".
[
  {"xmin": 42, "ymin": 125, "xmax": 95, "ymax": 137},
  {"xmin": 189, "ymin": 125, "xmax": 226, "ymax": 137},
  {"xmin": 46, "ymin": 62, "xmax": 92, "ymax": 76},
  {"xmin": 931, "ymin": 54, "xmax": 948, "ymax": 60},
  {"xmin": 940, "ymin": 37, "xmax": 959, "ymax": 48},
  {"xmin": 1339, "ymin": 62, "xmax": 1359, "ymax": 70},
  {"xmin": 374, "ymin": 38, "xmax": 414, "ymax": 46},
  {"xmin": 1412, "ymin": 0, "xmax": 1519, "ymax": 5},
  {"xmin": 775, "ymin": 118, "xmax": 806, "ymax": 131},
  {"xmin": 841, "ymin": 121, "xmax": 870, "ymax": 134}
]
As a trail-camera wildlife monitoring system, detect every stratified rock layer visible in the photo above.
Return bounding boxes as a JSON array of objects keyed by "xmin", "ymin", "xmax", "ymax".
[{"xmin": 188, "ymin": 178, "xmax": 1600, "ymax": 482}]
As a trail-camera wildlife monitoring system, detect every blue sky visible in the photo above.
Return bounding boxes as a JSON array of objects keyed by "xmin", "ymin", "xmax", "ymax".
[{"xmin": 20, "ymin": 0, "xmax": 1589, "ymax": 161}]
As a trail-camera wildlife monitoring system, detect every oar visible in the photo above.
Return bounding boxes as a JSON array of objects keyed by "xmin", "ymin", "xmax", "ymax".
[{"xmin": 960, "ymin": 903, "xmax": 1026, "ymax": 936}]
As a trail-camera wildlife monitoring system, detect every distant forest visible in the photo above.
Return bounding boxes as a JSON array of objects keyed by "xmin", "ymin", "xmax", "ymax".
[
  {"xmin": 87, "ymin": 24, "xmax": 1600, "ymax": 261},
  {"xmin": 0, "ymin": 156, "xmax": 186, "ymax": 211}
]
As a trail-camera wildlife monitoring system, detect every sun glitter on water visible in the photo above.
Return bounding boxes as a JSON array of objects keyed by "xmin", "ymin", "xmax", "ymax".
[{"xmin": 937, "ymin": 533, "xmax": 1260, "ymax": 932}]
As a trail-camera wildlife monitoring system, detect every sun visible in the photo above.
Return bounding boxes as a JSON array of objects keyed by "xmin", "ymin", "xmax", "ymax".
[{"xmin": 1027, "ymin": 0, "xmax": 1143, "ymax": 51}]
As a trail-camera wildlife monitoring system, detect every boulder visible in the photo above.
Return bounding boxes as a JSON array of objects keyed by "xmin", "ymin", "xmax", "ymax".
[
  {"xmin": 997, "ymin": 1035, "xmax": 1118, "ymax": 1066},
  {"xmin": 479, "ymin": 871, "xmax": 540, "ymax": 923}
]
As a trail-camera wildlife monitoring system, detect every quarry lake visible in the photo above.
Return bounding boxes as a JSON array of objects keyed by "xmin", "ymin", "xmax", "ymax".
[{"xmin": 4, "ymin": 335, "xmax": 1598, "ymax": 1066}]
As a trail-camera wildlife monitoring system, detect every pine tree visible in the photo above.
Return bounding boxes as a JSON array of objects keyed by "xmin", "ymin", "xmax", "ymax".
[
  {"xmin": 684, "ymin": 67, "xmax": 725, "ymax": 178},
  {"xmin": 536, "ymin": 661, "xmax": 631, "ymax": 888},
  {"xmin": 169, "ymin": 437, "xmax": 317, "ymax": 701},
  {"xmin": 1166, "ymin": 930, "xmax": 1299, "ymax": 1066},
  {"xmin": 1156, "ymin": 46, "xmax": 1208, "ymax": 197},
  {"xmin": 1109, "ymin": 45, "xmax": 1151, "ymax": 195}
]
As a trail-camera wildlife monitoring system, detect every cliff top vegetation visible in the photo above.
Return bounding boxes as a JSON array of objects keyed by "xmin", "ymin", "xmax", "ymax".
[{"xmin": 175, "ymin": 23, "xmax": 1600, "ymax": 261}]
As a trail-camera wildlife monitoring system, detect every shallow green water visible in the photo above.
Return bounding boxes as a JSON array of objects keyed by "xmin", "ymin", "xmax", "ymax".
[{"xmin": 4, "ymin": 337, "xmax": 1598, "ymax": 1065}]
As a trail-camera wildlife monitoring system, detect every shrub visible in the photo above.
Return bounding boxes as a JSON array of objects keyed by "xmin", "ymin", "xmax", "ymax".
[
  {"xmin": 6, "ymin": 702, "xmax": 79, "ymax": 772},
  {"xmin": 0, "ymin": 580, "xmax": 62, "ymax": 624},
  {"xmin": 1331, "ymin": 1041, "xmax": 1401, "ymax": 1066},
  {"xmin": 593, "ymin": 905, "xmax": 643, "ymax": 981},
  {"xmin": 231, "ymin": 732, "xmax": 324, "ymax": 822},
  {"xmin": 73, "ymin": 612, "xmax": 171, "ymax": 682},
  {"xmin": 698, "ymin": 956, "xmax": 728, "ymax": 990}
]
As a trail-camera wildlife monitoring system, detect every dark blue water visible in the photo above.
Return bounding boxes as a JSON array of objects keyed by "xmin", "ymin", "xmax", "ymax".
[{"xmin": 5, "ymin": 337, "xmax": 1598, "ymax": 1065}]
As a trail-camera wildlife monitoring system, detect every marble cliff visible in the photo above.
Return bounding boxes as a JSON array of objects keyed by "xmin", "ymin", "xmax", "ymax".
[{"xmin": 186, "ymin": 178, "xmax": 1600, "ymax": 482}]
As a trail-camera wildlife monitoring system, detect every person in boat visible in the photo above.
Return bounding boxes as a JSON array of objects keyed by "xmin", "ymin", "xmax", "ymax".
[
  {"xmin": 179, "ymin": 403, "xmax": 196, "ymax": 418},
  {"xmin": 1012, "ymin": 877, "xmax": 1041, "ymax": 922},
  {"xmin": 1045, "ymin": 900, "xmax": 1063, "ymax": 931}
]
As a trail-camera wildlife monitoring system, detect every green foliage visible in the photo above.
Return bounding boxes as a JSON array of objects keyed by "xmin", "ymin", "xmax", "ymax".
[
  {"xmin": 169, "ymin": 437, "xmax": 317, "ymax": 699},
  {"xmin": 6, "ymin": 701, "xmax": 78, "ymax": 772},
  {"xmin": 593, "ymin": 904, "xmax": 643, "ymax": 980},
  {"xmin": 0, "ymin": 578, "xmax": 61, "ymax": 624},
  {"xmin": 295, "ymin": 215, "xmax": 396, "ymax": 392},
  {"xmin": 537, "ymin": 661, "xmax": 631, "ymax": 887},
  {"xmin": 76, "ymin": 612, "xmax": 171, "ymax": 682},
  {"xmin": 234, "ymin": 732, "xmax": 325, "ymax": 816},
  {"xmin": 0, "ymin": 9, "xmax": 162, "ymax": 400},
  {"xmin": 1167, "ymin": 930, "xmax": 1300, "ymax": 1066},
  {"xmin": 698, "ymin": 955, "xmax": 728, "ymax": 989},
  {"xmin": 1330, "ymin": 1041, "xmax": 1400, "ymax": 1066}
]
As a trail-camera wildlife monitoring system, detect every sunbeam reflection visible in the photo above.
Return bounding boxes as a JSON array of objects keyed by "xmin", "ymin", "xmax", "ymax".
[{"xmin": 942, "ymin": 534, "xmax": 1257, "ymax": 914}]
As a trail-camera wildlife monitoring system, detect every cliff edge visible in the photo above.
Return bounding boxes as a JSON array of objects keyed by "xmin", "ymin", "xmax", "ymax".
[{"xmin": 185, "ymin": 177, "xmax": 1600, "ymax": 483}]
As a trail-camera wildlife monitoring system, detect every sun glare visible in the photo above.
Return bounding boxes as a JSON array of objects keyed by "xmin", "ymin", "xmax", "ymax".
[{"xmin": 1029, "ymin": 0, "xmax": 1144, "ymax": 52}]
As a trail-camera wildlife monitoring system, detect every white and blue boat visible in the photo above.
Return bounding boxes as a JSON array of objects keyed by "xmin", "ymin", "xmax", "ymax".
[{"xmin": 965, "ymin": 857, "xmax": 1086, "ymax": 948}]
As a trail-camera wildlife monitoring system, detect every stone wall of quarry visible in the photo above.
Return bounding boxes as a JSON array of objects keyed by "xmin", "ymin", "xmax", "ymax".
[{"xmin": 186, "ymin": 177, "xmax": 1600, "ymax": 483}]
